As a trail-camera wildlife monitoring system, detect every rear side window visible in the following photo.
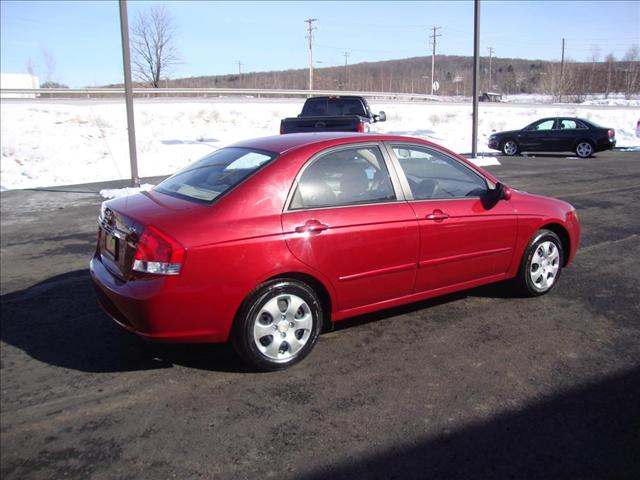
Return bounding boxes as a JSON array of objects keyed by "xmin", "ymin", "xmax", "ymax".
[
  {"xmin": 559, "ymin": 119, "xmax": 587, "ymax": 130},
  {"xmin": 155, "ymin": 148, "xmax": 276, "ymax": 203},
  {"xmin": 290, "ymin": 146, "xmax": 396, "ymax": 210}
]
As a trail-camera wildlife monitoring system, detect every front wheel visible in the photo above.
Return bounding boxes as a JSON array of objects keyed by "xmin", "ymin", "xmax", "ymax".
[
  {"xmin": 501, "ymin": 140, "xmax": 519, "ymax": 156},
  {"xmin": 575, "ymin": 141, "xmax": 594, "ymax": 158},
  {"xmin": 513, "ymin": 229, "xmax": 564, "ymax": 296},
  {"xmin": 232, "ymin": 279, "xmax": 322, "ymax": 371}
]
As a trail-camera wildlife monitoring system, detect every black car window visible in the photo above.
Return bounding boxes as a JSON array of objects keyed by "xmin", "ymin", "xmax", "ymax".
[
  {"xmin": 531, "ymin": 119, "xmax": 555, "ymax": 131},
  {"xmin": 155, "ymin": 147, "xmax": 276, "ymax": 203},
  {"xmin": 559, "ymin": 119, "xmax": 587, "ymax": 130},
  {"xmin": 392, "ymin": 146, "xmax": 488, "ymax": 200},
  {"xmin": 290, "ymin": 146, "xmax": 395, "ymax": 209},
  {"xmin": 301, "ymin": 98, "xmax": 366, "ymax": 117}
]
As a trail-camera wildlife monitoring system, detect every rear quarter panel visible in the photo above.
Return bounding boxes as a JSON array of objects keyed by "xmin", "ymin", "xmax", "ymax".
[{"xmin": 168, "ymin": 147, "xmax": 340, "ymax": 340}]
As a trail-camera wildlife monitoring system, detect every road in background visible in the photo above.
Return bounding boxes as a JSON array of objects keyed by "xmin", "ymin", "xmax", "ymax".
[{"xmin": 1, "ymin": 150, "xmax": 639, "ymax": 479}]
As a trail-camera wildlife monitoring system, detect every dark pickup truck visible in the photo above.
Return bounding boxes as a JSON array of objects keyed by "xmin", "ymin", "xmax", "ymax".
[{"xmin": 280, "ymin": 96, "xmax": 386, "ymax": 134}]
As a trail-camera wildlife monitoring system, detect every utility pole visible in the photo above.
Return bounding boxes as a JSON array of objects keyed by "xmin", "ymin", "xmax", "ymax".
[
  {"xmin": 237, "ymin": 61, "xmax": 243, "ymax": 87},
  {"xmin": 343, "ymin": 51, "xmax": 349, "ymax": 89},
  {"xmin": 429, "ymin": 26, "xmax": 442, "ymax": 95},
  {"xmin": 487, "ymin": 46, "xmax": 494, "ymax": 91},
  {"xmin": 559, "ymin": 38, "xmax": 565, "ymax": 102},
  {"xmin": 118, "ymin": 0, "xmax": 139, "ymax": 187},
  {"xmin": 305, "ymin": 18, "xmax": 318, "ymax": 91},
  {"xmin": 471, "ymin": 0, "xmax": 480, "ymax": 157}
]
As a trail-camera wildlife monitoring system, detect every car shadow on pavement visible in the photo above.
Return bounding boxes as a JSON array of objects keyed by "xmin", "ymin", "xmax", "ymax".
[
  {"xmin": 512, "ymin": 153, "xmax": 588, "ymax": 159},
  {"xmin": 0, "ymin": 271, "xmax": 528, "ymax": 374},
  {"xmin": 300, "ymin": 366, "xmax": 640, "ymax": 480},
  {"xmin": 0, "ymin": 269, "xmax": 251, "ymax": 374}
]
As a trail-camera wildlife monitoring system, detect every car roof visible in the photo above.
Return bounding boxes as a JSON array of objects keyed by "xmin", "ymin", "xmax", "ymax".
[{"xmin": 229, "ymin": 132, "xmax": 439, "ymax": 155}]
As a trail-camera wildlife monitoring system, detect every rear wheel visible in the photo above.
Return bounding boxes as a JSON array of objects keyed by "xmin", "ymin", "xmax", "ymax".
[
  {"xmin": 575, "ymin": 141, "xmax": 594, "ymax": 158},
  {"xmin": 232, "ymin": 279, "xmax": 322, "ymax": 371},
  {"xmin": 501, "ymin": 140, "xmax": 519, "ymax": 156},
  {"xmin": 513, "ymin": 229, "xmax": 564, "ymax": 296}
]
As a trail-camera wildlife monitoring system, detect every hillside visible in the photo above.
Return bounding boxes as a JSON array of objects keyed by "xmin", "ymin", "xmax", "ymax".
[{"xmin": 163, "ymin": 54, "xmax": 639, "ymax": 99}]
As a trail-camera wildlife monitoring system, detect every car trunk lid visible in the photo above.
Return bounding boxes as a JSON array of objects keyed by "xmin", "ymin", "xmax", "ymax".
[{"xmin": 97, "ymin": 190, "xmax": 199, "ymax": 280}]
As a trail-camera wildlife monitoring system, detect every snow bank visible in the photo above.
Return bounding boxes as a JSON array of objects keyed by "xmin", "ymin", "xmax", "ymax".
[
  {"xmin": 467, "ymin": 157, "xmax": 501, "ymax": 167},
  {"xmin": 1, "ymin": 99, "xmax": 638, "ymax": 190},
  {"xmin": 99, "ymin": 183, "xmax": 155, "ymax": 199}
]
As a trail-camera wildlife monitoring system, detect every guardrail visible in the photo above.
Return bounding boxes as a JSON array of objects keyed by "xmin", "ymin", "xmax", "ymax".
[{"xmin": 0, "ymin": 87, "xmax": 440, "ymax": 101}]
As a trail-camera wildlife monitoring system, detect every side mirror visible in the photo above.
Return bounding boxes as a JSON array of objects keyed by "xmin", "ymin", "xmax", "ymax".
[
  {"xmin": 496, "ymin": 182, "xmax": 512, "ymax": 200},
  {"xmin": 375, "ymin": 111, "xmax": 386, "ymax": 122}
]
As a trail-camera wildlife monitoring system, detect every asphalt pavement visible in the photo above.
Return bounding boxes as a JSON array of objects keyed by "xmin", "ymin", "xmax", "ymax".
[{"xmin": 1, "ymin": 150, "xmax": 639, "ymax": 479}]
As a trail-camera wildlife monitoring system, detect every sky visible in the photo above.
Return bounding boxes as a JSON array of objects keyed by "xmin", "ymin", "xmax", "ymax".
[{"xmin": 1, "ymin": 0, "xmax": 638, "ymax": 88}]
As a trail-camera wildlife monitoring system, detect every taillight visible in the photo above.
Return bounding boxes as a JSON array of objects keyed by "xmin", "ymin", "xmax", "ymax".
[
  {"xmin": 132, "ymin": 225, "xmax": 184, "ymax": 275},
  {"xmin": 357, "ymin": 122, "xmax": 365, "ymax": 133},
  {"xmin": 280, "ymin": 121, "xmax": 285, "ymax": 135},
  {"xmin": 608, "ymin": 129, "xmax": 615, "ymax": 138}
]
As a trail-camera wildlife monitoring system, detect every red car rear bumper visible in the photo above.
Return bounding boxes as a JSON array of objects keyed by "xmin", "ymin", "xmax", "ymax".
[{"xmin": 90, "ymin": 255, "xmax": 228, "ymax": 343}]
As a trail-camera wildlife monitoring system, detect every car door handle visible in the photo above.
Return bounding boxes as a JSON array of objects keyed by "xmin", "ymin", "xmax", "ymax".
[
  {"xmin": 426, "ymin": 210, "xmax": 449, "ymax": 221},
  {"xmin": 295, "ymin": 220, "xmax": 329, "ymax": 234}
]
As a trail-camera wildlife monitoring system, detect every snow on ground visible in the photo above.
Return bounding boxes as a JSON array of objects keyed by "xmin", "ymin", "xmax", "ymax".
[{"xmin": 1, "ymin": 98, "xmax": 638, "ymax": 190}]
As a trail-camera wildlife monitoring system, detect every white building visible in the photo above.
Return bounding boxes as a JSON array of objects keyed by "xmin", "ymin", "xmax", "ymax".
[{"xmin": 0, "ymin": 73, "xmax": 40, "ymax": 98}]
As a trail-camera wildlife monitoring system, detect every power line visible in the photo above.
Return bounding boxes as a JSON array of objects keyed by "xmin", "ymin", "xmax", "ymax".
[
  {"xmin": 429, "ymin": 26, "xmax": 442, "ymax": 95},
  {"xmin": 237, "ymin": 60, "xmax": 243, "ymax": 87},
  {"xmin": 305, "ymin": 18, "xmax": 318, "ymax": 90}
]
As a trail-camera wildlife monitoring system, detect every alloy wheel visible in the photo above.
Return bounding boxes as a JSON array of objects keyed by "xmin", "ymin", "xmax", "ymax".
[
  {"xmin": 576, "ymin": 142, "xmax": 593, "ymax": 158},
  {"xmin": 503, "ymin": 141, "xmax": 518, "ymax": 156}
]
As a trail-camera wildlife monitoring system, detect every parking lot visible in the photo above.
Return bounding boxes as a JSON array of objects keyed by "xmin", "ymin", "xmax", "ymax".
[{"xmin": 1, "ymin": 149, "xmax": 639, "ymax": 479}]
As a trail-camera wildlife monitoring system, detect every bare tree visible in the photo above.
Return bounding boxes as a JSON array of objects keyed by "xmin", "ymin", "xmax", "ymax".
[
  {"xmin": 605, "ymin": 52, "xmax": 616, "ymax": 98},
  {"xmin": 588, "ymin": 45, "xmax": 600, "ymax": 93},
  {"xmin": 25, "ymin": 58, "xmax": 36, "ymax": 77},
  {"xmin": 623, "ymin": 44, "xmax": 639, "ymax": 98},
  {"xmin": 41, "ymin": 47, "xmax": 56, "ymax": 83},
  {"xmin": 131, "ymin": 5, "xmax": 180, "ymax": 88}
]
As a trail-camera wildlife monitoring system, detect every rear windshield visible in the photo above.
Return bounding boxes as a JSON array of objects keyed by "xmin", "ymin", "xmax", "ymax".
[
  {"xmin": 301, "ymin": 98, "xmax": 367, "ymax": 117},
  {"xmin": 155, "ymin": 147, "xmax": 276, "ymax": 203}
]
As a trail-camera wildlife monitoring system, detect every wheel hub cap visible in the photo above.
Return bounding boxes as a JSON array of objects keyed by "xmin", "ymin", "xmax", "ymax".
[
  {"xmin": 276, "ymin": 320, "xmax": 289, "ymax": 333},
  {"xmin": 529, "ymin": 240, "xmax": 560, "ymax": 292},
  {"xmin": 253, "ymin": 294, "xmax": 313, "ymax": 361}
]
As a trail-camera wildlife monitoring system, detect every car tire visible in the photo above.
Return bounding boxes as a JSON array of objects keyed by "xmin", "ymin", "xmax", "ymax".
[
  {"xmin": 501, "ymin": 139, "xmax": 519, "ymax": 156},
  {"xmin": 232, "ymin": 279, "xmax": 322, "ymax": 371},
  {"xmin": 575, "ymin": 141, "xmax": 594, "ymax": 158},
  {"xmin": 513, "ymin": 229, "xmax": 564, "ymax": 297}
]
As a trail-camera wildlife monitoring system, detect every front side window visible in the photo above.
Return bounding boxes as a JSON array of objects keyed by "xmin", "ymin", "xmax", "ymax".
[
  {"xmin": 528, "ymin": 119, "xmax": 555, "ymax": 131},
  {"xmin": 155, "ymin": 147, "xmax": 276, "ymax": 203},
  {"xmin": 290, "ymin": 146, "xmax": 396, "ymax": 209},
  {"xmin": 392, "ymin": 146, "xmax": 488, "ymax": 200}
]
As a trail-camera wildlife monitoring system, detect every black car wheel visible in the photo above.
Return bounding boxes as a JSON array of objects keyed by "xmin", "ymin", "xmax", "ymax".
[
  {"xmin": 501, "ymin": 140, "xmax": 519, "ymax": 156},
  {"xmin": 232, "ymin": 279, "xmax": 322, "ymax": 371},
  {"xmin": 575, "ymin": 141, "xmax": 594, "ymax": 158}
]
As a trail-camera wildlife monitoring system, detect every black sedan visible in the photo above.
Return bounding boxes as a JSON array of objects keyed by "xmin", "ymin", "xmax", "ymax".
[{"xmin": 488, "ymin": 117, "xmax": 616, "ymax": 158}]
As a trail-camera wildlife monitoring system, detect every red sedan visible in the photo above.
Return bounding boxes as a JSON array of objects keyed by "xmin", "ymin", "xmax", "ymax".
[{"xmin": 91, "ymin": 133, "xmax": 580, "ymax": 370}]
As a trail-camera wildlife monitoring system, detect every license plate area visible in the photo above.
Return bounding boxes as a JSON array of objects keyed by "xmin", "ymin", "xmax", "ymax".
[{"xmin": 105, "ymin": 233, "xmax": 119, "ymax": 260}]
